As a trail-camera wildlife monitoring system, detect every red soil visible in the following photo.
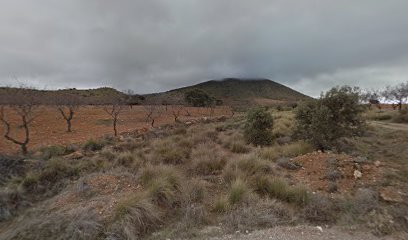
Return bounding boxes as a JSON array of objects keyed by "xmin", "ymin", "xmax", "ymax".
[
  {"xmin": 0, "ymin": 105, "xmax": 231, "ymax": 154},
  {"xmin": 290, "ymin": 152, "xmax": 382, "ymax": 194}
]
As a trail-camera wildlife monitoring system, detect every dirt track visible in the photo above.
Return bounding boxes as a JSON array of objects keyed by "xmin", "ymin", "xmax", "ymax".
[
  {"xmin": 199, "ymin": 225, "xmax": 403, "ymax": 240},
  {"xmin": 370, "ymin": 121, "xmax": 408, "ymax": 131}
]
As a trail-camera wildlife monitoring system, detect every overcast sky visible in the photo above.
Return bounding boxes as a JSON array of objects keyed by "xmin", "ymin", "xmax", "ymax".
[{"xmin": 1, "ymin": 0, "xmax": 408, "ymax": 96}]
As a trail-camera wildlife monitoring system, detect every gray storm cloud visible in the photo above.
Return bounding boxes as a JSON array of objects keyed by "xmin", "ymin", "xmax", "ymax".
[{"xmin": 0, "ymin": 0, "xmax": 408, "ymax": 96}]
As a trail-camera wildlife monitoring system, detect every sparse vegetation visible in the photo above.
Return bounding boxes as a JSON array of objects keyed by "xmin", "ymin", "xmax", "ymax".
[{"xmin": 1, "ymin": 83, "xmax": 407, "ymax": 239}]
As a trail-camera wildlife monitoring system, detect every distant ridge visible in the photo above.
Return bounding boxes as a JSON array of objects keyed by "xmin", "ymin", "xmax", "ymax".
[
  {"xmin": 143, "ymin": 78, "xmax": 311, "ymax": 106},
  {"xmin": 0, "ymin": 78, "xmax": 311, "ymax": 107}
]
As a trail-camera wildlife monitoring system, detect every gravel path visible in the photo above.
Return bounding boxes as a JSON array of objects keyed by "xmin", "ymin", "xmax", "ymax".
[{"xmin": 194, "ymin": 225, "xmax": 404, "ymax": 240}]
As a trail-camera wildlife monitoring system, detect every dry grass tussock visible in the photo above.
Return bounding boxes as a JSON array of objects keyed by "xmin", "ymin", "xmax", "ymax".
[
  {"xmin": 190, "ymin": 142, "xmax": 226, "ymax": 175},
  {"xmin": 258, "ymin": 141, "xmax": 313, "ymax": 162}
]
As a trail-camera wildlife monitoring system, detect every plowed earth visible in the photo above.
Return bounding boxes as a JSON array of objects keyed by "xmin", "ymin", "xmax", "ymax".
[{"xmin": 0, "ymin": 105, "xmax": 230, "ymax": 154}]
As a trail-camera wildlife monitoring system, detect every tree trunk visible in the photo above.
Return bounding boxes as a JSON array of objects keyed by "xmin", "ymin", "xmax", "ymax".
[
  {"xmin": 21, "ymin": 144, "xmax": 28, "ymax": 155},
  {"xmin": 67, "ymin": 120, "xmax": 72, "ymax": 132},
  {"xmin": 113, "ymin": 118, "xmax": 117, "ymax": 136}
]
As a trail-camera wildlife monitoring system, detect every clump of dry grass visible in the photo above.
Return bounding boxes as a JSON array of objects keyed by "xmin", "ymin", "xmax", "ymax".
[
  {"xmin": 100, "ymin": 147, "xmax": 117, "ymax": 161},
  {"xmin": 221, "ymin": 132, "xmax": 251, "ymax": 153},
  {"xmin": 139, "ymin": 165, "xmax": 184, "ymax": 208},
  {"xmin": 228, "ymin": 178, "xmax": 250, "ymax": 205},
  {"xmin": 222, "ymin": 198, "xmax": 293, "ymax": 232},
  {"xmin": 191, "ymin": 143, "xmax": 226, "ymax": 175},
  {"xmin": 212, "ymin": 196, "xmax": 230, "ymax": 213},
  {"xmin": 152, "ymin": 137, "xmax": 191, "ymax": 165},
  {"xmin": 272, "ymin": 111, "xmax": 295, "ymax": 138},
  {"xmin": 252, "ymin": 175, "xmax": 309, "ymax": 206},
  {"xmin": 114, "ymin": 151, "xmax": 136, "ymax": 167},
  {"xmin": 112, "ymin": 193, "xmax": 162, "ymax": 239},
  {"xmin": 223, "ymin": 154, "xmax": 272, "ymax": 184},
  {"xmin": 258, "ymin": 141, "xmax": 313, "ymax": 162},
  {"xmin": 182, "ymin": 179, "xmax": 207, "ymax": 204}
]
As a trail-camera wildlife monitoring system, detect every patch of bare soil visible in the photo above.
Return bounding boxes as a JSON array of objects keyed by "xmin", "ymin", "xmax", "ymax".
[
  {"xmin": 289, "ymin": 152, "xmax": 382, "ymax": 194},
  {"xmin": 202, "ymin": 225, "xmax": 403, "ymax": 240}
]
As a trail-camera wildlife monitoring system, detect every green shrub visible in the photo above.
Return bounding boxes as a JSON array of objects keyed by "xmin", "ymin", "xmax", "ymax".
[
  {"xmin": 184, "ymin": 89, "xmax": 217, "ymax": 107},
  {"xmin": 294, "ymin": 86, "xmax": 365, "ymax": 150},
  {"xmin": 244, "ymin": 107, "xmax": 274, "ymax": 146}
]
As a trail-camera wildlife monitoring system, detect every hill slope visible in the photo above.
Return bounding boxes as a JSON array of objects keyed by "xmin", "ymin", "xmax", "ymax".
[
  {"xmin": 144, "ymin": 78, "xmax": 310, "ymax": 106},
  {"xmin": 0, "ymin": 87, "xmax": 127, "ymax": 105}
]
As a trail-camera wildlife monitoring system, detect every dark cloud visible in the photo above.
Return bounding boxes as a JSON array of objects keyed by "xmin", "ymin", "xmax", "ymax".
[{"xmin": 1, "ymin": 0, "xmax": 408, "ymax": 96}]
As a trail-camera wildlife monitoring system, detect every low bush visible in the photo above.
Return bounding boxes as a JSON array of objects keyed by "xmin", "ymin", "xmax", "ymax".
[{"xmin": 244, "ymin": 107, "xmax": 274, "ymax": 146}]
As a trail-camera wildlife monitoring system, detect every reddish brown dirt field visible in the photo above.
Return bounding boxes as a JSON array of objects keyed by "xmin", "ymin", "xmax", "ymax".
[
  {"xmin": 0, "ymin": 105, "xmax": 231, "ymax": 154},
  {"xmin": 290, "ymin": 152, "xmax": 382, "ymax": 194}
]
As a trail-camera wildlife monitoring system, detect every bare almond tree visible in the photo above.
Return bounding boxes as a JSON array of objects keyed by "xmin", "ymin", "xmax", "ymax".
[
  {"xmin": 55, "ymin": 94, "xmax": 81, "ymax": 132},
  {"xmin": 103, "ymin": 104, "xmax": 123, "ymax": 137},
  {"xmin": 382, "ymin": 81, "xmax": 408, "ymax": 111},
  {"xmin": 0, "ymin": 88, "xmax": 38, "ymax": 154},
  {"xmin": 171, "ymin": 105, "xmax": 184, "ymax": 123},
  {"xmin": 143, "ymin": 105, "xmax": 164, "ymax": 127}
]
